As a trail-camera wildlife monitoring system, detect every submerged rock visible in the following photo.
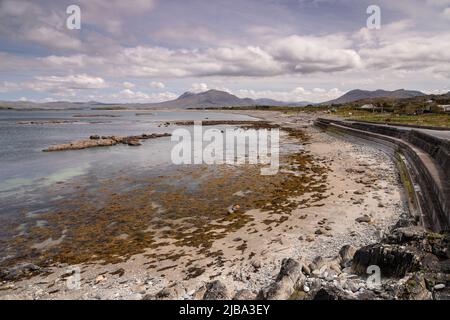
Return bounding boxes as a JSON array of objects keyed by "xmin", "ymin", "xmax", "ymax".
[{"xmin": 43, "ymin": 133, "xmax": 171, "ymax": 152}]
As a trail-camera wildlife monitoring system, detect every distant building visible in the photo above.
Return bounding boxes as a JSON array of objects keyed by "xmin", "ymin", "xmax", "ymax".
[
  {"xmin": 438, "ymin": 105, "xmax": 450, "ymax": 112},
  {"xmin": 360, "ymin": 104, "xmax": 380, "ymax": 111}
]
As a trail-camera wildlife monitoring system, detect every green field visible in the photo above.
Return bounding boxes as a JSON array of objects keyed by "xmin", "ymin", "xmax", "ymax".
[{"xmin": 335, "ymin": 109, "xmax": 450, "ymax": 128}]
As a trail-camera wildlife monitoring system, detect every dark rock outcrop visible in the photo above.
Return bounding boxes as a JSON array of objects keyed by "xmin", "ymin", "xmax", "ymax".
[
  {"xmin": 233, "ymin": 289, "xmax": 256, "ymax": 300},
  {"xmin": 339, "ymin": 245, "xmax": 357, "ymax": 267},
  {"xmin": 203, "ymin": 280, "xmax": 230, "ymax": 300},
  {"xmin": 43, "ymin": 133, "xmax": 171, "ymax": 152},
  {"xmin": 0, "ymin": 263, "xmax": 42, "ymax": 281},
  {"xmin": 352, "ymin": 243, "xmax": 421, "ymax": 278}
]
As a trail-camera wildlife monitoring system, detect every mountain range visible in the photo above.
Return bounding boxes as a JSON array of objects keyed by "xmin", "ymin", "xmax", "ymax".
[
  {"xmin": 0, "ymin": 89, "xmax": 311, "ymax": 110},
  {"xmin": 0, "ymin": 88, "xmax": 443, "ymax": 110},
  {"xmin": 147, "ymin": 90, "xmax": 311, "ymax": 109},
  {"xmin": 323, "ymin": 89, "xmax": 426, "ymax": 105}
]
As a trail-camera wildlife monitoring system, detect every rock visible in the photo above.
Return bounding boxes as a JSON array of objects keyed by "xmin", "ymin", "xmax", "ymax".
[
  {"xmin": 144, "ymin": 283, "xmax": 187, "ymax": 300},
  {"xmin": 315, "ymin": 228, "xmax": 326, "ymax": 235},
  {"xmin": 395, "ymin": 274, "xmax": 431, "ymax": 300},
  {"xmin": 355, "ymin": 215, "xmax": 371, "ymax": 223},
  {"xmin": 0, "ymin": 263, "xmax": 41, "ymax": 281},
  {"xmin": 312, "ymin": 285, "xmax": 353, "ymax": 300},
  {"xmin": 421, "ymin": 253, "xmax": 441, "ymax": 272},
  {"xmin": 95, "ymin": 275, "xmax": 107, "ymax": 284},
  {"xmin": 339, "ymin": 245, "xmax": 357, "ymax": 267},
  {"xmin": 43, "ymin": 133, "xmax": 171, "ymax": 152},
  {"xmin": 192, "ymin": 285, "xmax": 207, "ymax": 300},
  {"xmin": 303, "ymin": 285, "xmax": 310, "ymax": 293},
  {"xmin": 433, "ymin": 288, "xmax": 450, "ymax": 300},
  {"xmin": 439, "ymin": 259, "xmax": 450, "ymax": 273},
  {"xmin": 44, "ymin": 138, "xmax": 117, "ymax": 151},
  {"xmin": 203, "ymin": 280, "xmax": 230, "ymax": 300},
  {"xmin": 233, "ymin": 289, "xmax": 256, "ymax": 300},
  {"xmin": 257, "ymin": 280, "xmax": 294, "ymax": 300},
  {"xmin": 309, "ymin": 256, "xmax": 326, "ymax": 272},
  {"xmin": 127, "ymin": 139, "xmax": 141, "ymax": 146},
  {"xmin": 276, "ymin": 258, "xmax": 302, "ymax": 283},
  {"xmin": 227, "ymin": 204, "xmax": 240, "ymax": 214},
  {"xmin": 301, "ymin": 264, "xmax": 311, "ymax": 276},
  {"xmin": 434, "ymin": 284, "xmax": 445, "ymax": 291},
  {"xmin": 352, "ymin": 244, "xmax": 421, "ymax": 278},
  {"xmin": 306, "ymin": 235, "xmax": 315, "ymax": 242},
  {"xmin": 251, "ymin": 259, "xmax": 262, "ymax": 270},
  {"xmin": 257, "ymin": 258, "xmax": 304, "ymax": 300},
  {"xmin": 389, "ymin": 226, "xmax": 426, "ymax": 244}
]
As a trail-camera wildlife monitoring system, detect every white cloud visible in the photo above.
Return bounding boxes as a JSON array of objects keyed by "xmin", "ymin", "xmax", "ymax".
[
  {"xmin": 26, "ymin": 35, "xmax": 361, "ymax": 79},
  {"xmin": 149, "ymin": 81, "xmax": 165, "ymax": 89},
  {"xmin": 189, "ymin": 83, "xmax": 210, "ymax": 93},
  {"xmin": 269, "ymin": 35, "xmax": 362, "ymax": 73},
  {"xmin": 235, "ymin": 87, "xmax": 344, "ymax": 103},
  {"xmin": 110, "ymin": 89, "xmax": 177, "ymax": 103},
  {"xmin": 78, "ymin": 0, "xmax": 156, "ymax": 33},
  {"xmin": 443, "ymin": 7, "xmax": 450, "ymax": 19},
  {"xmin": 33, "ymin": 74, "xmax": 106, "ymax": 90},
  {"xmin": 122, "ymin": 81, "xmax": 136, "ymax": 89},
  {"xmin": 0, "ymin": 74, "xmax": 107, "ymax": 96},
  {"xmin": 0, "ymin": 0, "xmax": 82, "ymax": 51}
]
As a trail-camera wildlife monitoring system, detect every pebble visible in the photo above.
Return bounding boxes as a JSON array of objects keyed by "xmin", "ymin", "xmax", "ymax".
[
  {"xmin": 434, "ymin": 284, "xmax": 445, "ymax": 290},
  {"xmin": 95, "ymin": 275, "xmax": 107, "ymax": 284}
]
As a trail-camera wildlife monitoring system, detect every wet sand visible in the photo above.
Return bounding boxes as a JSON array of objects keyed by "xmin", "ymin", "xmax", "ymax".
[{"xmin": 0, "ymin": 111, "xmax": 408, "ymax": 300}]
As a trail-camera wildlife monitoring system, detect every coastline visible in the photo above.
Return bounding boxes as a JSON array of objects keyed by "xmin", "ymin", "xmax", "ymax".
[{"xmin": 0, "ymin": 111, "xmax": 409, "ymax": 300}]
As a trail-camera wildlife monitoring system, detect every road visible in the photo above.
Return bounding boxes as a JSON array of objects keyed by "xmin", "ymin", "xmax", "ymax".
[{"xmin": 348, "ymin": 121, "xmax": 450, "ymax": 141}]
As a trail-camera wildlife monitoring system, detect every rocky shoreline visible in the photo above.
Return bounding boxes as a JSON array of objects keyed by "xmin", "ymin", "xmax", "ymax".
[
  {"xmin": 1, "ymin": 111, "xmax": 446, "ymax": 300},
  {"xmin": 42, "ymin": 133, "xmax": 171, "ymax": 151},
  {"xmin": 173, "ymin": 223, "xmax": 449, "ymax": 300}
]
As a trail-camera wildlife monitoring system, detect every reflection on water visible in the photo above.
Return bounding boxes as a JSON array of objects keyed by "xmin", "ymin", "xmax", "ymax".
[{"xmin": 0, "ymin": 110, "xmax": 256, "ymax": 197}]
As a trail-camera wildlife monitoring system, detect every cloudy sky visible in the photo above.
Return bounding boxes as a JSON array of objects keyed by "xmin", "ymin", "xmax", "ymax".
[{"xmin": 1, "ymin": 0, "xmax": 450, "ymax": 103}]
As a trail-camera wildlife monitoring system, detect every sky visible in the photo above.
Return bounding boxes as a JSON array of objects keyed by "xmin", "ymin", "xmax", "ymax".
[{"xmin": 0, "ymin": 0, "xmax": 450, "ymax": 104}]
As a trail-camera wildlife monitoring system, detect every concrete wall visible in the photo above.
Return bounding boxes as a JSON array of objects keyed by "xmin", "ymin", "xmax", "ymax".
[
  {"xmin": 315, "ymin": 118, "xmax": 450, "ymax": 233},
  {"xmin": 408, "ymin": 130, "xmax": 450, "ymax": 178}
]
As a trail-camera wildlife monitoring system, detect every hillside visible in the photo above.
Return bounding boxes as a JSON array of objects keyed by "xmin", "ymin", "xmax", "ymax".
[{"xmin": 324, "ymin": 89, "xmax": 426, "ymax": 105}]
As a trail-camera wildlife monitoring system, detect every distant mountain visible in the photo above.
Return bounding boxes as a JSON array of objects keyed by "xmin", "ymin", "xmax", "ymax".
[
  {"xmin": 147, "ymin": 90, "xmax": 311, "ymax": 109},
  {"xmin": 148, "ymin": 89, "xmax": 255, "ymax": 109},
  {"xmin": 324, "ymin": 89, "xmax": 426, "ymax": 105},
  {"xmin": 253, "ymin": 98, "xmax": 311, "ymax": 107},
  {"xmin": 0, "ymin": 90, "xmax": 311, "ymax": 110},
  {"xmin": 0, "ymin": 100, "xmax": 93, "ymax": 110}
]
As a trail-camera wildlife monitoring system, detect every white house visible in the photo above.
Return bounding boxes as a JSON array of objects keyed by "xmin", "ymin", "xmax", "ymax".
[
  {"xmin": 360, "ymin": 104, "xmax": 381, "ymax": 111},
  {"xmin": 438, "ymin": 105, "xmax": 450, "ymax": 112}
]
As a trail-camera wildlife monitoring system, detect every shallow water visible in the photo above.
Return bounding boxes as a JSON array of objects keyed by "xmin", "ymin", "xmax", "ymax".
[
  {"xmin": 0, "ymin": 110, "xmax": 256, "ymax": 218},
  {"xmin": 0, "ymin": 111, "xmax": 325, "ymax": 272},
  {"xmin": 0, "ymin": 110, "xmax": 255, "ymax": 189}
]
